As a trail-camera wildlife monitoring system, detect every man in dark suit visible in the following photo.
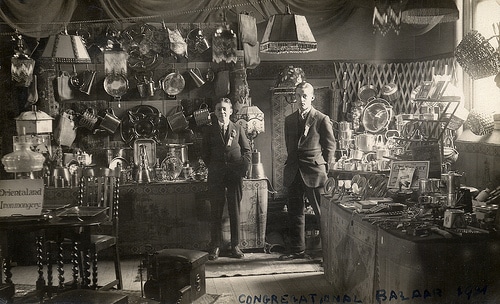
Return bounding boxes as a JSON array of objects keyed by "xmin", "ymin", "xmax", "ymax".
[
  {"xmin": 202, "ymin": 98, "xmax": 252, "ymax": 260},
  {"xmin": 281, "ymin": 82, "xmax": 336, "ymax": 260}
]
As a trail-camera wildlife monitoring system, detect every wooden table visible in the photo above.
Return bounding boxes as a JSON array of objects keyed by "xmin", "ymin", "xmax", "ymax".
[
  {"xmin": 44, "ymin": 179, "xmax": 268, "ymax": 256},
  {"xmin": 320, "ymin": 195, "xmax": 500, "ymax": 304},
  {"xmin": 0, "ymin": 207, "xmax": 108, "ymax": 301}
]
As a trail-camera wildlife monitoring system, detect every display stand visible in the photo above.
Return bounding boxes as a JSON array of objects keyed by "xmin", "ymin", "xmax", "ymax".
[{"xmin": 393, "ymin": 95, "xmax": 460, "ymax": 174}]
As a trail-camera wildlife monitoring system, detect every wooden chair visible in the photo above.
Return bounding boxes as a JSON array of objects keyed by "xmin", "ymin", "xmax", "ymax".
[{"xmin": 78, "ymin": 174, "xmax": 123, "ymax": 291}]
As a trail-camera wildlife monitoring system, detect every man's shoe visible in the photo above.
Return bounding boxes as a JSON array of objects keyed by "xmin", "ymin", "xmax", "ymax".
[
  {"xmin": 279, "ymin": 251, "xmax": 308, "ymax": 261},
  {"xmin": 231, "ymin": 246, "xmax": 244, "ymax": 259},
  {"xmin": 208, "ymin": 247, "xmax": 220, "ymax": 260}
]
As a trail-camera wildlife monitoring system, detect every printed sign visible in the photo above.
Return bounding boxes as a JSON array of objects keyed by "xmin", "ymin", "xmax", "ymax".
[{"xmin": 0, "ymin": 179, "xmax": 45, "ymax": 217}]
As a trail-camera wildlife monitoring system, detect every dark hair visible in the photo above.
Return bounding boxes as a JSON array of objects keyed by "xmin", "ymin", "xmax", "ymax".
[{"xmin": 216, "ymin": 97, "xmax": 232, "ymax": 108}]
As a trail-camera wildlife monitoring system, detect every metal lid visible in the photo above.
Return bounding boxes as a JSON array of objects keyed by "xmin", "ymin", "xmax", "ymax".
[{"xmin": 15, "ymin": 109, "xmax": 54, "ymax": 121}]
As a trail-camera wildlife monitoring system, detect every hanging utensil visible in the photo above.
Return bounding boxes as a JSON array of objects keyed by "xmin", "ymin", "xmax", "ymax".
[
  {"xmin": 69, "ymin": 64, "xmax": 81, "ymax": 89},
  {"xmin": 27, "ymin": 74, "xmax": 38, "ymax": 104},
  {"xmin": 160, "ymin": 70, "xmax": 185, "ymax": 96},
  {"xmin": 206, "ymin": 64, "xmax": 215, "ymax": 82},
  {"xmin": 104, "ymin": 73, "xmax": 129, "ymax": 108},
  {"xmin": 381, "ymin": 75, "xmax": 399, "ymax": 103},
  {"xmin": 358, "ymin": 66, "xmax": 378, "ymax": 103}
]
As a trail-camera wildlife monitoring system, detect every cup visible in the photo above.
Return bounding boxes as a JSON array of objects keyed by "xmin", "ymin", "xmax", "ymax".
[
  {"xmin": 339, "ymin": 130, "xmax": 353, "ymax": 140},
  {"xmin": 146, "ymin": 79, "xmax": 156, "ymax": 96},
  {"xmin": 338, "ymin": 121, "xmax": 352, "ymax": 131}
]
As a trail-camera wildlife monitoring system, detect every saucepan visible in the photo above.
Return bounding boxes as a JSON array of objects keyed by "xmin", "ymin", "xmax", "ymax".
[
  {"xmin": 355, "ymin": 133, "xmax": 376, "ymax": 152},
  {"xmin": 358, "ymin": 67, "xmax": 378, "ymax": 103},
  {"xmin": 381, "ymin": 75, "xmax": 400, "ymax": 103}
]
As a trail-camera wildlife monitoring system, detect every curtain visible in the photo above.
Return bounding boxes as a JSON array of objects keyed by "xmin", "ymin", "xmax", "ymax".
[
  {"xmin": 99, "ymin": 0, "xmax": 239, "ymax": 23},
  {"xmin": 0, "ymin": 0, "xmax": 360, "ymax": 38},
  {"xmin": 288, "ymin": 0, "xmax": 358, "ymax": 36},
  {"xmin": 0, "ymin": 0, "xmax": 78, "ymax": 38},
  {"xmin": 98, "ymin": 0, "xmax": 357, "ymax": 36}
]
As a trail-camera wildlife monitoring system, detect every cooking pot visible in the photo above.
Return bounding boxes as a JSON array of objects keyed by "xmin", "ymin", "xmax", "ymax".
[
  {"xmin": 355, "ymin": 133, "xmax": 376, "ymax": 152},
  {"xmin": 381, "ymin": 75, "xmax": 400, "ymax": 103}
]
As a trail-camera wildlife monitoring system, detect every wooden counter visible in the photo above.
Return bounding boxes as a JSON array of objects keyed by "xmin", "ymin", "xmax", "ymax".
[
  {"xmin": 44, "ymin": 179, "xmax": 268, "ymax": 256},
  {"xmin": 320, "ymin": 195, "xmax": 500, "ymax": 304}
]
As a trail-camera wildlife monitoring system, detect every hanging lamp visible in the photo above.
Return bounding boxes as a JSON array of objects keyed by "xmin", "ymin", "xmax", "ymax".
[
  {"xmin": 260, "ymin": 5, "xmax": 317, "ymax": 54},
  {"xmin": 41, "ymin": 28, "xmax": 91, "ymax": 63}
]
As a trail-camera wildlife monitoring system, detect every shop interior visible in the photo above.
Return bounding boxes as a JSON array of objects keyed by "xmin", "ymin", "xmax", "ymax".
[{"xmin": 1, "ymin": 0, "xmax": 500, "ymax": 303}]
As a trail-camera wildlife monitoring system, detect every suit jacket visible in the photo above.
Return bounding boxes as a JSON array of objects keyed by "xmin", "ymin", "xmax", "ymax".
[
  {"xmin": 283, "ymin": 107, "xmax": 336, "ymax": 188},
  {"xmin": 201, "ymin": 119, "xmax": 252, "ymax": 184}
]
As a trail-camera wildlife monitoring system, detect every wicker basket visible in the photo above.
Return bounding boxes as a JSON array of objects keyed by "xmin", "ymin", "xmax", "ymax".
[
  {"xmin": 466, "ymin": 109, "xmax": 494, "ymax": 136},
  {"xmin": 455, "ymin": 30, "xmax": 500, "ymax": 80}
]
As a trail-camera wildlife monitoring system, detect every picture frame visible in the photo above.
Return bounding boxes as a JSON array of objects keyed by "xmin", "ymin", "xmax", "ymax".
[{"xmin": 387, "ymin": 161, "xmax": 430, "ymax": 189}]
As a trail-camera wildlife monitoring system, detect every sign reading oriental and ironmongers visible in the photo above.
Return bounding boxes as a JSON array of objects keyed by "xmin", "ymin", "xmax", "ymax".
[{"xmin": 0, "ymin": 179, "xmax": 44, "ymax": 217}]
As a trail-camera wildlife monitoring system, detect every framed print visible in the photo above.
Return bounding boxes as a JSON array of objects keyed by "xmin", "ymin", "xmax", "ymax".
[{"xmin": 387, "ymin": 161, "xmax": 430, "ymax": 190}]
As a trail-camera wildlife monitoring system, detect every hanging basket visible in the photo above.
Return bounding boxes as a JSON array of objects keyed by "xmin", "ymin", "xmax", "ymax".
[
  {"xmin": 455, "ymin": 30, "xmax": 500, "ymax": 80},
  {"xmin": 466, "ymin": 109, "xmax": 494, "ymax": 136}
]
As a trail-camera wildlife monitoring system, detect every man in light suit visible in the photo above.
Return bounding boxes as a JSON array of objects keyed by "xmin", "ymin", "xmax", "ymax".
[
  {"xmin": 281, "ymin": 82, "xmax": 336, "ymax": 260},
  {"xmin": 202, "ymin": 98, "xmax": 252, "ymax": 260}
]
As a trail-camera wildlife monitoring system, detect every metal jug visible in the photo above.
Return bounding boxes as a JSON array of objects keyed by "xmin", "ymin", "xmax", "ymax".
[{"xmin": 100, "ymin": 108, "xmax": 121, "ymax": 134}]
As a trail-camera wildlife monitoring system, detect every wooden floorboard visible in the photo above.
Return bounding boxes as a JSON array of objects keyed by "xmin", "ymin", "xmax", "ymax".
[{"xmin": 8, "ymin": 257, "xmax": 331, "ymax": 302}]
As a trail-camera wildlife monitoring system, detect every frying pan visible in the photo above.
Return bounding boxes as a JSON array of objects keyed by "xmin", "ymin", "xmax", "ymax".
[
  {"xmin": 161, "ymin": 71, "xmax": 185, "ymax": 96},
  {"xmin": 358, "ymin": 67, "xmax": 378, "ymax": 103},
  {"xmin": 358, "ymin": 82, "xmax": 377, "ymax": 103}
]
